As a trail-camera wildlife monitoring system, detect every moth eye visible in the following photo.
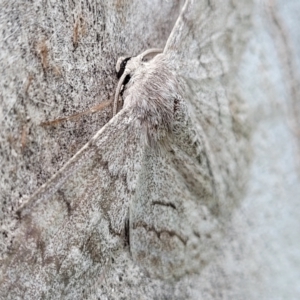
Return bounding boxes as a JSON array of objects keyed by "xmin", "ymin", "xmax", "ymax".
[
  {"xmin": 116, "ymin": 57, "xmax": 131, "ymax": 79},
  {"xmin": 123, "ymin": 74, "xmax": 131, "ymax": 86}
]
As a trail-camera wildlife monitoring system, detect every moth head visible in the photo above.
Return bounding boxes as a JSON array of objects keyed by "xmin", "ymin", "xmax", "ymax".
[
  {"xmin": 113, "ymin": 49, "xmax": 163, "ymax": 116},
  {"xmin": 116, "ymin": 56, "xmax": 131, "ymax": 79}
]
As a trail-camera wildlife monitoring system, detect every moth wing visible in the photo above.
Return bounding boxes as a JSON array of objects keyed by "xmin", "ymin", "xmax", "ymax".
[
  {"xmin": 129, "ymin": 0, "xmax": 252, "ymax": 278},
  {"xmin": 0, "ymin": 109, "xmax": 144, "ymax": 298},
  {"xmin": 130, "ymin": 104, "xmax": 223, "ymax": 279}
]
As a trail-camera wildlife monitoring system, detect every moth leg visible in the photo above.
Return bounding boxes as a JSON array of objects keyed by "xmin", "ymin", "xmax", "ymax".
[
  {"xmin": 41, "ymin": 100, "xmax": 112, "ymax": 126},
  {"xmin": 113, "ymin": 71, "xmax": 129, "ymax": 116}
]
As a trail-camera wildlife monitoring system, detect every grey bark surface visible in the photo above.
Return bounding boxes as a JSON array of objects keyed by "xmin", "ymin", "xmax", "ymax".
[{"xmin": 0, "ymin": 0, "xmax": 300, "ymax": 299}]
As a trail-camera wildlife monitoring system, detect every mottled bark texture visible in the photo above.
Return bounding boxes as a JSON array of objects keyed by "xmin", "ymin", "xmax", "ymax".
[{"xmin": 1, "ymin": 0, "xmax": 300, "ymax": 299}]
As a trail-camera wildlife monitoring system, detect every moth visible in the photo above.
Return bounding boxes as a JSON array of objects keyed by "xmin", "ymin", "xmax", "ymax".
[{"xmin": 1, "ymin": 0, "xmax": 251, "ymax": 297}]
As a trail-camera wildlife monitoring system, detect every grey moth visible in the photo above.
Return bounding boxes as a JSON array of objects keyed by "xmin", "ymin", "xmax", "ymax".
[{"xmin": 0, "ymin": 0, "xmax": 252, "ymax": 297}]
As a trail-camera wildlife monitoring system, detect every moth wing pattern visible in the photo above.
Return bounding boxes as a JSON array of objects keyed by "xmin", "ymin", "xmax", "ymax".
[
  {"xmin": 0, "ymin": 109, "xmax": 145, "ymax": 298},
  {"xmin": 130, "ymin": 98, "xmax": 223, "ymax": 279},
  {"xmin": 129, "ymin": 0, "xmax": 253, "ymax": 278}
]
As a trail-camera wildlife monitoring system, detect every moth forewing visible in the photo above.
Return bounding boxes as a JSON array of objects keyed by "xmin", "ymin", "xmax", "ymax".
[
  {"xmin": 129, "ymin": 98, "xmax": 224, "ymax": 278},
  {"xmin": 2, "ymin": 109, "xmax": 147, "ymax": 297}
]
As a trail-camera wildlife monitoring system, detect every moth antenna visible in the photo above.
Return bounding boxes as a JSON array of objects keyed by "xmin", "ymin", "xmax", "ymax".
[
  {"xmin": 139, "ymin": 48, "xmax": 163, "ymax": 59},
  {"xmin": 113, "ymin": 71, "xmax": 128, "ymax": 116}
]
